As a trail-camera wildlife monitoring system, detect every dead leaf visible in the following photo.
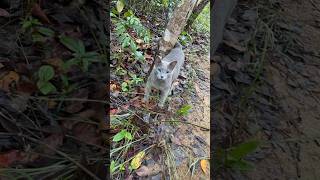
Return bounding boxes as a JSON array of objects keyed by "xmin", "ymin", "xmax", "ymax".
[
  {"xmin": 65, "ymin": 88, "xmax": 89, "ymax": 113},
  {"xmin": 44, "ymin": 58, "xmax": 64, "ymax": 72},
  {"xmin": 31, "ymin": 3, "xmax": 50, "ymax": 24},
  {"xmin": 131, "ymin": 151, "xmax": 145, "ymax": 169},
  {"xmin": 0, "ymin": 8, "xmax": 10, "ymax": 17},
  {"xmin": 136, "ymin": 164, "xmax": 162, "ymax": 177},
  {"xmin": 17, "ymin": 81, "xmax": 37, "ymax": 95},
  {"xmin": 144, "ymin": 53, "xmax": 153, "ymax": 59},
  {"xmin": 0, "ymin": 71, "xmax": 20, "ymax": 92},
  {"xmin": 0, "ymin": 150, "xmax": 24, "ymax": 168},
  {"xmin": 37, "ymin": 134, "xmax": 64, "ymax": 155},
  {"xmin": 72, "ymin": 123, "xmax": 101, "ymax": 146},
  {"xmin": 110, "ymin": 83, "xmax": 120, "ymax": 92},
  {"xmin": 110, "ymin": 108, "xmax": 118, "ymax": 115},
  {"xmin": 200, "ymin": 159, "xmax": 209, "ymax": 174},
  {"xmin": 47, "ymin": 100, "xmax": 57, "ymax": 109},
  {"xmin": 135, "ymin": 38, "xmax": 144, "ymax": 44},
  {"xmin": 129, "ymin": 96, "xmax": 141, "ymax": 108}
]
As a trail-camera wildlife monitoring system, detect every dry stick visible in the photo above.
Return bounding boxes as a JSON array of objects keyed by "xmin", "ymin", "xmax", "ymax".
[
  {"xmin": 157, "ymin": 120, "xmax": 209, "ymax": 131},
  {"xmin": 19, "ymin": 134, "xmax": 101, "ymax": 180}
]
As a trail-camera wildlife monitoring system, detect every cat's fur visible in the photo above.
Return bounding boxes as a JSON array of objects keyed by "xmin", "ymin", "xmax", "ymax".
[{"xmin": 144, "ymin": 42, "xmax": 185, "ymax": 107}]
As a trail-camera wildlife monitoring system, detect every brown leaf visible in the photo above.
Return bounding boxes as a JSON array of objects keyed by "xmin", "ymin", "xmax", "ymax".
[
  {"xmin": 72, "ymin": 123, "xmax": 101, "ymax": 146},
  {"xmin": 31, "ymin": 4, "xmax": 50, "ymax": 24},
  {"xmin": 135, "ymin": 38, "xmax": 144, "ymax": 44},
  {"xmin": 130, "ymin": 96, "xmax": 141, "ymax": 108},
  {"xmin": 44, "ymin": 58, "xmax": 64, "ymax": 72},
  {"xmin": 144, "ymin": 53, "xmax": 153, "ymax": 59},
  {"xmin": 38, "ymin": 134, "xmax": 64, "ymax": 155},
  {"xmin": 110, "ymin": 108, "xmax": 118, "ymax": 115},
  {"xmin": 0, "ymin": 150, "xmax": 24, "ymax": 168},
  {"xmin": 65, "ymin": 88, "xmax": 89, "ymax": 113},
  {"xmin": 136, "ymin": 164, "xmax": 162, "ymax": 177},
  {"xmin": 17, "ymin": 81, "xmax": 37, "ymax": 95},
  {"xmin": 0, "ymin": 71, "xmax": 20, "ymax": 92},
  {"xmin": 0, "ymin": 8, "xmax": 10, "ymax": 17}
]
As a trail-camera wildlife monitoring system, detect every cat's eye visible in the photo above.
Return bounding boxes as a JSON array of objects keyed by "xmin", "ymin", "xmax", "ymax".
[{"xmin": 166, "ymin": 71, "xmax": 169, "ymax": 73}]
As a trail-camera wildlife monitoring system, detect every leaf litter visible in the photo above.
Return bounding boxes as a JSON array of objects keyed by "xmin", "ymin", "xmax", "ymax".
[{"xmin": 0, "ymin": 0, "xmax": 107, "ymax": 179}]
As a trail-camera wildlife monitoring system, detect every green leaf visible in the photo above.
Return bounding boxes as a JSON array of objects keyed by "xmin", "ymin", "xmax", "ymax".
[
  {"xmin": 121, "ymin": 82, "xmax": 129, "ymax": 92},
  {"xmin": 116, "ymin": 0, "xmax": 125, "ymax": 13},
  {"xmin": 124, "ymin": 131, "xmax": 133, "ymax": 140},
  {"xmin": 59, "ymin": 35, "xmax": 85, "ymax": 54},
  {"xmin": 62, "ymin": 58, "xmax": 79, "ymax": 71},
  {"xmin": 38, "ymin": 27, "xmax": 55, "ymax": 37},
  {"xmin": 227, "ymin": 140, "xmax": 260, "ymax": 161},
  {"xmin": 124, "ymin": 10, "xmax": 133, "ymax": 17},
  {"xmin": 61, "ymin": 75, "xmax": 69, "ymax": 87},
  {"xmin": 22, "ymin": 20, "xmax": 32, "ymax": 30},
  {"xmin": 110, "ymin": 160, "xmax": 117, "ymax": 173},
  {"xmin": 119, "ymin": 163, "xmax": 125, "ymax": 171},
  {"xmin": 32, "ymin": 33, "xmax": 45, "ymax": 42},
  {"xmin": 38, "ymin": 65, "xmax": 55, "ymax": 82},
  {"xmin": 112, "ymin": 130, "xmax": 126, "ymax": 142},
  {"xmin": 231, "ymin": 160, "xmax": 254, "ymax": 171},
  {"xmin": 162, "ymin": 0, "xmax": 169, "ymax": 7},
  {"xmin": 177, "ymin": 105, "xmax": 192, "ymax": 116},
  {"xmin": 134, "ymin": 51, "xmax": 144, "ymax": 61},
  {"xmin": 81, "ymin": 59, "xmax": 89, "ymax": 72},
  {"xmin": 37, "ymin": 81, "xmax": 56, "ymax": 95}
]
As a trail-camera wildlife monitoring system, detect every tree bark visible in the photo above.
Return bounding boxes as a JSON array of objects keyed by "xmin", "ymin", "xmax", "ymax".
[
  {"xmin": 146, "ymin": 0, "xmax": 197, "ymax": 80},
  {"xmin": 185, "ymin": 0, "xmax": 209, "ymax": 30}
]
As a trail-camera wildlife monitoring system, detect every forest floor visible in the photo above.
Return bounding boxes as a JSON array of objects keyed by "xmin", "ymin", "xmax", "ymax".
[
  {"xmin": 110, "ymin": 2, "xmax": 211, "ymax": 179},
  {"xmin": 214, "ymin": 0, "xmax": 320, "ymax": 179},
  {"xmin": 0, "ymin": 1, "xmax": 108, "ymax": 179}
]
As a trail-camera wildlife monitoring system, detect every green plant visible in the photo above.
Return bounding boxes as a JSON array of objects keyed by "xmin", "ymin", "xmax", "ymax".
[
  {"xmin": 21, "ymin": 16, "xmax": 56, "ymax": 42},
  {"xmin": 176, "ymin": 104, "xmax": 192, "ymax": 116},
  {"xmin": 113, "ymin": 129, "xmax": 133, "ymax": 142},
  {"xmin": 36, "ymin": 65, "xmax": 57, "ymax": 95},
  {"xmin": 59, "ymin": 35, "xmax": 99, "ymax": 72},
  {"xmin": 192, "ymin": 4, "xmax": 210, "ymax": 33},
  {"xmin": 121, "ymin": 82, "xmax": 129, "ymax": 92},
  {"xmin": 179, "ymin": 31, "xmax": 192, "ymax": 46},
  {"xmin": 120, "ymin": 73, "xmax": 143, "ymax": 92},
  {"xmin": 216, "ymin": 140, "xmax": 260, "ymax": 171},
  {"xmin": 21, "ymin": 16, "xmax": 42, "ymax": 32},
  {"xmin": 129, "ymin": 73, "xmax": 143, "ymax": 85},
  {"xmin": 112, "ymin": 7, "xmax": 150, "ymax": 61}
]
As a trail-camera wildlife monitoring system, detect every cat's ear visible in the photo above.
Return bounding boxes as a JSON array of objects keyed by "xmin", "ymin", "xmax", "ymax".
[{"xmin": 168, "ymin": 61, "xmax": 177, "ymax": 71}]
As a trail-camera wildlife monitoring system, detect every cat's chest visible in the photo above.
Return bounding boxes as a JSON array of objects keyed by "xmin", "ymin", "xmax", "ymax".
[{"xmin": 152, "ymin": 78, "xmax": 171, "ymax": 90}]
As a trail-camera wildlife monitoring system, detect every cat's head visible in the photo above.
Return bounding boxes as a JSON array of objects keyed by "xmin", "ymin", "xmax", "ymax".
[{"xmin": 154, "ymin": 59, "xmax": 177, "ymax": 80}]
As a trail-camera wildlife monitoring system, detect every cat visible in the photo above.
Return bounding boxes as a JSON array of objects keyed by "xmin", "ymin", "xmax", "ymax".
[{"xmin": 144, "ymin": 42, "xmax": 185, "ymax": 108}]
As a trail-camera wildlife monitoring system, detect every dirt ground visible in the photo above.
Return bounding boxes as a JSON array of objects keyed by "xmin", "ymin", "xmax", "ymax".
[{"xmin": 213, "ymin": 0, "xmax": 320, "ymax": 179}]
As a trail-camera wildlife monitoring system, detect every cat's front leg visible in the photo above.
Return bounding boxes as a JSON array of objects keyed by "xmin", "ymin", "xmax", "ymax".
[
  {"xmin": 143, "ymin": 80, "xmax": 152, "ymax": 103},
  {"xmin": 158, "ymin": 87, "xmax": 170, "ymax": 108}
]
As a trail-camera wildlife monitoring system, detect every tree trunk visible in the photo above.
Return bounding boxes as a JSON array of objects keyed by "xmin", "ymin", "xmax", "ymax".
[
  {"xmin": 185, "ymin": 0, "xmax": 209, "ymax": 30},
  {"xmin": 146, "ymin": 0, "xmax": 197, "ymax": 79}
]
